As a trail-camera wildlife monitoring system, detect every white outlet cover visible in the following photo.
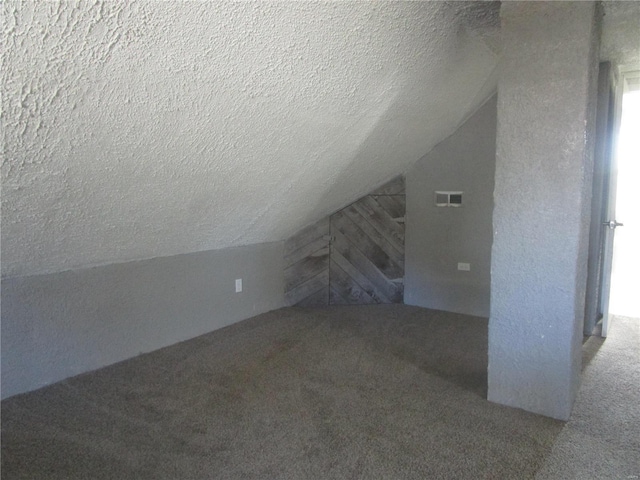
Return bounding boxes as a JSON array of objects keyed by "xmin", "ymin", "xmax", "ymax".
[
  {"xmin": 235, "ymin": 278, "xmax": 243, "ymax": 293},
  {"xmin": 457, "ymin": 263, "xmax": 471, "ymax": 271}
]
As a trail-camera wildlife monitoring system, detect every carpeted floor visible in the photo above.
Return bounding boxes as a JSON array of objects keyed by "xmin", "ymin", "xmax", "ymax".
[
  {"xmin": 535, "ymin": 314, "xmax": 640, "ymax": 479},
  {"xmin": 1, "ymin": 305, "xmax": 637, "ymax": 479}
]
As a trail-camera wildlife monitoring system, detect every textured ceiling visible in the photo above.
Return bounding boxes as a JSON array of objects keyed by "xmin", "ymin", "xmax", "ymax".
[{"xmin": 2, "ymin": 1, "xmax": 502, "ymax": 278}]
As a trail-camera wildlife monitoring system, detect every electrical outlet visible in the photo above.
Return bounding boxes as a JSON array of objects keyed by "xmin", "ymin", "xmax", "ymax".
[
  {"xmin": 235, "ymin": 278, "xmax": 243, "ymax": 293},
  {"xmin": 457, "ymin": 263, "xmax": 471, "ymax": 271}
]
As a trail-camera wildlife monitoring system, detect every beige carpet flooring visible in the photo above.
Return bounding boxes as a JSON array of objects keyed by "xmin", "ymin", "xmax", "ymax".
[
  {"xmin": 1, "ymin": 305, "xmax": 637, "ymax": 479},
  {"xmin": 535, "ymin": 314, "xmax": 640, "ymax": 479}
]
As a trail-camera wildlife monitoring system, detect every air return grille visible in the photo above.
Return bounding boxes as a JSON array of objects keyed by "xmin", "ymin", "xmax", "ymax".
[{"xmin": 435, "ymin": 191, "xmax": 463, "ymax": 207}]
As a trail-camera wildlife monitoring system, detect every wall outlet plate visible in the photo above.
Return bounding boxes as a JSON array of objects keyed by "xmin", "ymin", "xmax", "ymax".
[
  {"xmin": 457, "ymin": 263, "xmax": 471, "ymax": 271},
  {"xmin": 235, "ymin": 278, "xmax": 243, "ymax": 293}
]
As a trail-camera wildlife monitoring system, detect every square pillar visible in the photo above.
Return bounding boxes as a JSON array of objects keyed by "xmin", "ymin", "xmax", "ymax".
[{"xmin": 489, "ymin": 2, "xmax": 600, "ymax": 420}]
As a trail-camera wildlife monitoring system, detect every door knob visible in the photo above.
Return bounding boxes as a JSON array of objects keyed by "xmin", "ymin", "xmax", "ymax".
[{"xmin": 603, "ymin": 220, "xmax": 624, "ymax": 229}]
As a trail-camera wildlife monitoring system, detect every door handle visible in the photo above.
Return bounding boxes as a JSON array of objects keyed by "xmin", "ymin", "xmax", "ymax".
[{"xmin": 603, "ymin": 220, "xmax": 624, "ymax": 229}]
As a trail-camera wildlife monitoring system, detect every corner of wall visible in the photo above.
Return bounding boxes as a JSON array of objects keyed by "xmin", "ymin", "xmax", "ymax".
[{"xmin": 404, "ymin": 95, "xmax": 497, "ymax": 318}]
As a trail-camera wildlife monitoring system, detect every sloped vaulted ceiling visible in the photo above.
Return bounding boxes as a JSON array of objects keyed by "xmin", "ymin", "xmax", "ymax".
[{"xmin": 2, "ymin": 1, "xmax": 501, "ymax": 278}]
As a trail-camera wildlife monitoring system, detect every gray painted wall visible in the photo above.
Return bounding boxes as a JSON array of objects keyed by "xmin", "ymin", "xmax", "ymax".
[
  {"xmin": 1, "ymin": 242, "xmax": 284, "ymax": 399},
  {"xmin": 405, "ymin": 95, "xmax": 497, "ymax": 318},
  {"xmin": 489, "ymin": 2, "xmax": 600, "ymax": 420}
]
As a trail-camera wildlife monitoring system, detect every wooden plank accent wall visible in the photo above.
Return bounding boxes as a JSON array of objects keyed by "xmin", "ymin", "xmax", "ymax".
[
  {"xmin": 284, "ymin": 176, "xmax": 405, "ymax": 306},
  {"xmin": 284, "ymin": 218, "xmax": 330, "ymax": 306},
  {"xmin": 329, "ymin": 178, "xmax": 405, "ymax": 305}
]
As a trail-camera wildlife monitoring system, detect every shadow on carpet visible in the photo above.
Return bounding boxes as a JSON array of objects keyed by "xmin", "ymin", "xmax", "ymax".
[{"xmin": 2, "ymin": 305, "xmax": 564, "ymax": 479}]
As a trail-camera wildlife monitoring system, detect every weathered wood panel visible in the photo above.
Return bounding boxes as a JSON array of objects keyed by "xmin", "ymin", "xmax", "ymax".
[
  {"xmin": 370, "ymin": 176, "xmax": 405, "ymax": 195},
  {"xmin": 331, "ymin": 249, "xmax": 391, "ymax": 303},
  {"xmin": 284, "ymin": 253, "xmax": 329, "ymax": 292},
  {"xmin": 297, "ymin": 287, "xmax": 329, "ymax": 307},
  {"xmin": 328, "ymin": 176, "xmax": 405, "ymax": 305},
  {"xmin": 284, "ymin": 239, "xmax": 329, "ymax": 268},
  {"xmin": 332, "ymin": 210, "xmax": 403, "ymax": 279},
  {"xmin": 358, "ymin": 196, "xmax": 405, "ymax": 239},
  {"xmin": 284, "ymin": 176, "xmax": 405, "ymax": 307},
  {"xmin": 371, "ymin": 195, "xmax": 406, "ymax": 220},
  {"xmin": 329, "ymin": 259, "xmax": 376, "ymax": 304},
  {"xmin": 285, "ymin": 269, "xmax": 329, "ymax": 307},
  {"xmin": 283, "ymin": 217, "xmax": 330, "ymax": 307},
  {"xmin": 283, "ymin": 217, "xmax": 330, "ymax": 258},
  {"xmin": 331, "ymin": 229, "xmax": 402, "ymax": 303},
  {"xmin": 340, "ymin": 206, "xmax": 404, "ymax": 269},
  {"xmin": 350, "ymin": 197, "xmax": 405, "ymax": 255}
]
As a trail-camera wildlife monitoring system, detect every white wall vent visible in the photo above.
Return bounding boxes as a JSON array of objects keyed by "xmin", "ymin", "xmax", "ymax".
[{"xmin": 435, "ymin": 191, "xmax": 463, "ymax": 207}]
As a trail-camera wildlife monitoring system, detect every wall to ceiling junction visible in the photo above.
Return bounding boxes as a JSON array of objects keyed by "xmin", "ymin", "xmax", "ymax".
[{"xmin": 2, "ymin": 1, "xmax": 500, "ymax": 279}]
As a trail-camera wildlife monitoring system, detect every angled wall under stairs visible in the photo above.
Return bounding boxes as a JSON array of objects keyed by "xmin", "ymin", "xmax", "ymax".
[{"xmin": 284, "ymin": 176, "xmax": 405, "ymax": 306}]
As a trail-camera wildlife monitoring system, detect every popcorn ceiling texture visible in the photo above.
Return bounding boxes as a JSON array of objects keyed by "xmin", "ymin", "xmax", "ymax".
[{"xmin": 2, "ymin": 1, "xmax": 500, "ymax": 278}]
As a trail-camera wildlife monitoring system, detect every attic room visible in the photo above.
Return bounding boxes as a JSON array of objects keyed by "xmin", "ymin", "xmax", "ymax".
[{"xmin": 2, "ymin": 1, "xmax": 639, "ymax": 478}]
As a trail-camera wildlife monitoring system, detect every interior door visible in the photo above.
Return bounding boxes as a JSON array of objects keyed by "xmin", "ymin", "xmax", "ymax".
[
  {"xmin": 283, "ymin": 176, "xmax": 405, "ymax": 307},
  {"xmin": 597, "ymin": 66, "xmax": 630, "ymax": 338},
  {"xmin": 329, "ymin": 182, "xmax": 405, "ymax": 305},
  {"xmin": 584, "ymin": 62, "xmax": 616, "ymax": 335}
]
